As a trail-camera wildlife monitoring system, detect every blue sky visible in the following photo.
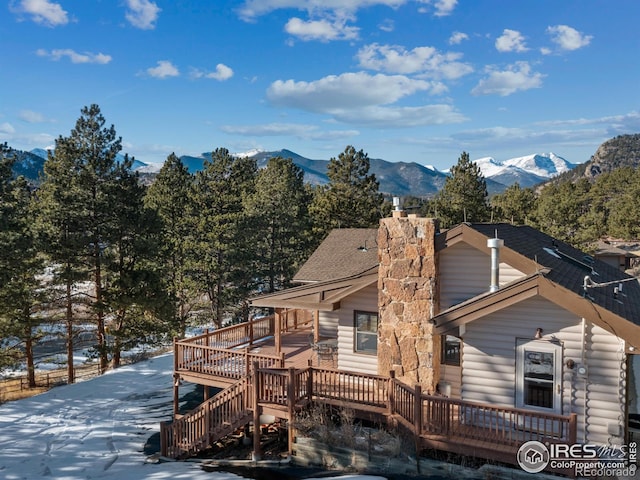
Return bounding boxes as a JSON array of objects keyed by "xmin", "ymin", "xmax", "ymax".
[{"xmin": 2, "ymin": 0, "xmax": 639, "ymax": 169}]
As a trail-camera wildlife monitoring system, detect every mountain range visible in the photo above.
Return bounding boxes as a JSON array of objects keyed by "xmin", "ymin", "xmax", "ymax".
[
  {"xmin": 173, "ymin": 149, "xmax": 577, "ymax": 196},
  {"xmin": 8, "ymin": 146, "xmax": 577, "ymax": 197}
]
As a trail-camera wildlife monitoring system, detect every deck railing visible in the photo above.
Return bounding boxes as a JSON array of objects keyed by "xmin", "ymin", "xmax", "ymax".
[
  {"xmin": 160, "ymin": 377, "xmax": 253, "ymax": 458},
  {"xmin": 175, "ymin": 342, "xmax": 285, "ymax": 380},
  {"xmin": 161, "ymin": 365, "xmax": 577, "ymax": 464},
  {"xmin": 311, "ymin": 368, "xmax": 389, "ymax": 409},
  {"xmin": 174, "ymin": 309, "xmax": 312, "ymax": 381},
  {"xmin": 388, "ymin": 377, "xmax": 577, "ymax": 449}
]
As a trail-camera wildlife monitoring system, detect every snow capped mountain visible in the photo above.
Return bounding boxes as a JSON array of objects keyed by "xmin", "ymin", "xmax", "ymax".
[
  {"xmin": 503, "ymin": 153, "xmax": 575, "ymax": 177},
  {"xmin": 473, "ymin": 153, "xmax": 577, "ymax": 188},
  {"xmin": 233, "ymin": 148, "xmax": 264, "ymax": 158}
]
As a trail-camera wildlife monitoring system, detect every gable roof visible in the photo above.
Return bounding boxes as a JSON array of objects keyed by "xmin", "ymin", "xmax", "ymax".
[
  {"xmin": 251, "ymin": 268, "xmax": 377, "ymax": 311},
  {"xmin": 434, "ymin": 223, "xmax": 640, "ymax": 351},
  {"xmin": 293, "ymin": 228, "xmax": 378, "ymax": 283}
]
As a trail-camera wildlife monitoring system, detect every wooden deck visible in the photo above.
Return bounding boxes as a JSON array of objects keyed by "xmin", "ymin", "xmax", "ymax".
[{"xmin": 163, "ymin": 312, "xmax": 576, "ymax": 474}]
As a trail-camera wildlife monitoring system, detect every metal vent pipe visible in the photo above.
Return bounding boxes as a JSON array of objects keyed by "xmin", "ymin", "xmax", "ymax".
[{"xmin": 487, "ymin": 236, "xmax": 504, "ymax": 293}]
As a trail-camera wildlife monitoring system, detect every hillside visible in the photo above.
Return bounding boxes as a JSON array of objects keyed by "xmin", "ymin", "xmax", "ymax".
[
  {"xmin": 544, "ymin": 134, "xmax": 640, "ymax": 186},
  {"xmin": 584, "ymin": 133, "xmax": 640, "ymax": 179}
]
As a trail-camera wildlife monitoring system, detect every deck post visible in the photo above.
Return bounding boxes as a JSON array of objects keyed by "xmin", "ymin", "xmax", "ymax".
[
  {"xmin": 173, "ymin": 337, "xmax": 179, "ymax": 416},
  {"xmin": 387, "ymin": 370, "xmax": 396, "ymax": 416},
  {"xmin": 568, "ymin": 413, "xmax": 577, "ymax": 444},
  {"xmin": 274, "ymin": 308, "xmax": 282, "ymax": 354},
  {"xmin": 414, "ymin": 384, "xmax": 423, "ymax": 436},
  {"xmin": 307, "ymin": 366, "xmax": 313, "ymax": 402},
  {"xmin": 414, "ymin": 384, "xmax": 422, "ymax": 471},
  {"xmin": 252, "ymin": 361, "xmax": 262, "ymax": 460},
  {"xmin": 245, "ymin": 348, "xmax": 250, "ymax": 377},
  {"xmin": 287, "ymin": 367, "xmax": 296, "ymax": 455},
  {"xmin": 249, "ymin": 320, "xmax": 254, "ymax": 346}
]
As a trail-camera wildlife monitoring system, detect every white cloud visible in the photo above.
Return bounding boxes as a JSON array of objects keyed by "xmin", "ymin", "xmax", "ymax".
[
  {"xmin": 191, "ymin": 64, "xmax": 234, "ymax": 81},
  {"xmin": 0, "ymin": 122, "xmax": 16, "ymax": 135},
  {"xmin": 10, "ymin": 0, "xmax": 68, "ymax": 27},
  {"xmin": 267, "ymin": 72, "xmax": 437, "ymax": 112},
  {"xmin": 145, "ymin": 60, "xmax": 179, "ymax": 78},
  {"xmin": 331, "ymin": 103, "xmax": 467, "ymax": 127},
  {"xmin": 266, "ymin": 71, "xmax": 466, "ymax": 127},
  {"xmin": 378, "ymin": 19, "xmax": 395, "ymax": 32},
  {"xmin": 18, "ymin": 110, "xmax": 45, "ymax": 123},
  {"xmin": 285, "ymin": 17, "xmax": 359, "ymax": 41},
  {"xmin": 449, "ymin": 31, "xmax": 468, "ymax": 45},
  {"xmin": 546, "ymin": 25, "xmax": 592, "ymax": 51},
  {"xmin": 238, "ymin": 0, "xmax": 406, "ymax": 21},
  {"xmin": 357, "ymin": 43, "xmax": 473, "ymax": 80},
  {"xmin": 471, "ymin": 62, "xmax": 544, "ymax": 96},
  {"xmin": 536, "ymin": 111, "xmax": 640, "ymax": 132},
  {"xmin": 124, "ymin": 0, "xmax": 161, "ymax": 30},
  {"xmin": 36, "ymin": 48, "xmax": 112, "ymax": 64},
  {"xmin": 495, "ymin": 29, "xmax": 528, "ymax": 53},
  {"xmin": 431, "ymin": 0, "xmax": 457, "ymax": 16},
  {"xmin": 220, "ymin": 123, "xmax": 359, "ymax": 140},
  {"xmin": 416, "ymin": 0, "xmax": 457, "ymax": 16}
]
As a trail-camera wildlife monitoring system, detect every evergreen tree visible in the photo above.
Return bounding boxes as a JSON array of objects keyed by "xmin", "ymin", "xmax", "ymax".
[
  {"xmin": 490, "ymin": 183, "xmax": 537, "ymax": 225},
  {"xmin": 38, "ymin": 104, "xmax": 123, "ymax": 374},
  {"xmin": 244, "ymin": 156, "xmax": 312, "ymax": 294},
  {"xmin": 605, "ymin": 167, "xmax": 640, "ymax": 240},
  {"xmin": 35, "ymin": 142, "xmax": 89, "ymax": 383},
  {"xmin": 0, "ymin": 173, "xmax": 44, "ymax": 386},
  {"xmin": 0, "ymin": 145, "xmax": 46, "ymax": 383},
  {"xmin": 309, "ymin": 145, "xmax": 383, "ymax": 240},
  {"xmin": 431, "ymin": 152, "xmax": 490, "ymax": 228},
  {"xmin": 188, "ymin": 149, "xmax": 256, "ymax": 327},
  {"xmin": 533, "ymin": 178, "xmax": 591, "ymax": 245},
  {"xmin": 103, "ymin": 159, "xmax": 171, "ymax": 367},
  {"xmin": 144, "ymin": 154, "xmax": 196, "ymax": 337}
]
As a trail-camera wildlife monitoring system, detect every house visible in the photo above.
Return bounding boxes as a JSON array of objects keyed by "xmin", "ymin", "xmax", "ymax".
[
  {"xmin": 594, "ymin": 240, "xmax": 640, "ymax": 272},
  {"xmin": 252, "ymin": 210, "xmax": 640, "ymax": 448},
  {"xmin": 162, "ymin": 209, "xmax": 640, "ymax": 467}
]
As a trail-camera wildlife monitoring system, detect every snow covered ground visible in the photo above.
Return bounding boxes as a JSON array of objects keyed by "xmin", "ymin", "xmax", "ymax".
[{"xmin": 0, "ymin": 352, "xmax": 386, "ymax": 480}]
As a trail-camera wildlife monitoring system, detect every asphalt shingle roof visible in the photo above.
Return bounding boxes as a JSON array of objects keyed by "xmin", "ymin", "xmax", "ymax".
[
  {"xmin": 293, "ymin": 228, "xmax": 379, "ymax": 283},
  {"xmin": 467, "ymin": 223, "xmax": 640, "ymax": 326}
]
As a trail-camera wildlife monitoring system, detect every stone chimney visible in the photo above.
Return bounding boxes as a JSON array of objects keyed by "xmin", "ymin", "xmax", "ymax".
[{"xmin": 377, "ymin": 211, "xmax": 439, "ymax": 392}]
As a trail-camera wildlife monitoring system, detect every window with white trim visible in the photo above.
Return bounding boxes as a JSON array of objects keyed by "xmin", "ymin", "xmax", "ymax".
[
  {"xmin": 516, "ymin": 339, "xmax": 562, "ymax": 413},
  {"xmin": 354, "ymin": 311, "xmax": 378, "ymax": 354}
]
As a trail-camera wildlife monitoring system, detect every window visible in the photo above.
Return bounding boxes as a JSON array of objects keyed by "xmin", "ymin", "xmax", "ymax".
[
  {"xmin": 441, "ymin": 335, "xmax": 461, "ymax": 366},
  {"xmin": 516, "ymin": 339, "xmax": 562, "ymax": 413},
  {"xmin": 354, "ymin": 311, "xmax": 378, "ymax": 354}
]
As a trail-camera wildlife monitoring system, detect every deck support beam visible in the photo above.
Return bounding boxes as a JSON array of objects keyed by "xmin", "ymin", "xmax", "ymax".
[{"xmin": 252, "ymin": 362, "xmax": 262, "ymax": 460}]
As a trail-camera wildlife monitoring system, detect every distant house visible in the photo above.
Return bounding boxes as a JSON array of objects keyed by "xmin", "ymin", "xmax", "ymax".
[
  {"xmin": 594, "ymin": 240, "xmax": 640, "ymax": 272},
  {"xmin": 253, "ymin": 212, "xmax": 640, "ymax": 447}
]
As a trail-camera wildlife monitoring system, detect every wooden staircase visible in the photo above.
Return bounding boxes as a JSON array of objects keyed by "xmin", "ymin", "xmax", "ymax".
[{"xmin": 160, "ymin": 377, "xmax": 254, "ymax": 459}]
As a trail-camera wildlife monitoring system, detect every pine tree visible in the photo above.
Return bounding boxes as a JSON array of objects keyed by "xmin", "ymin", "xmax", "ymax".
[
  {"xmin": 188, "ymin": 149, "xmax": 257, "ymax": 327},
  {"xmin": 309, "ymin": 145, "xmax": 384, "ymax": 240},
  {"xmin": 103, "ymin": 159, "xmax": 171, "ymax": 368},
  {"xmin": 491, "ymin": 183, "xmax": 537, "ymax": 225},
  {"xmin": 144, "ymin": 153, "xmax": 196, "ymax": 338},
  {"xmin": 38, "ymin": 104, "xmax": 123, "ymax": 374},
  {"xmin": 533, "ymin": 178, "xmax": 591, "ymax": 245},
  {"xmin": 35, "ymin": 142, "xmax": 89, "ymax": 383},
  {"xmin": 244, "ymin": 156, "xmax": 312, "ymax": 294},
  {"xmin": 0, "ymin": 146, "xmax": 46, "ymax": 383},
  {"xmin": 432, "ymin": 152, "xmax": 490, "ymax": 227}
]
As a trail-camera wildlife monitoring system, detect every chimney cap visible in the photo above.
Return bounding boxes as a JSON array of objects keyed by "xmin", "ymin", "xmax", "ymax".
[{"xmin": 487, "ymin": 238, "xmax": 504, "ymax": 249}]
